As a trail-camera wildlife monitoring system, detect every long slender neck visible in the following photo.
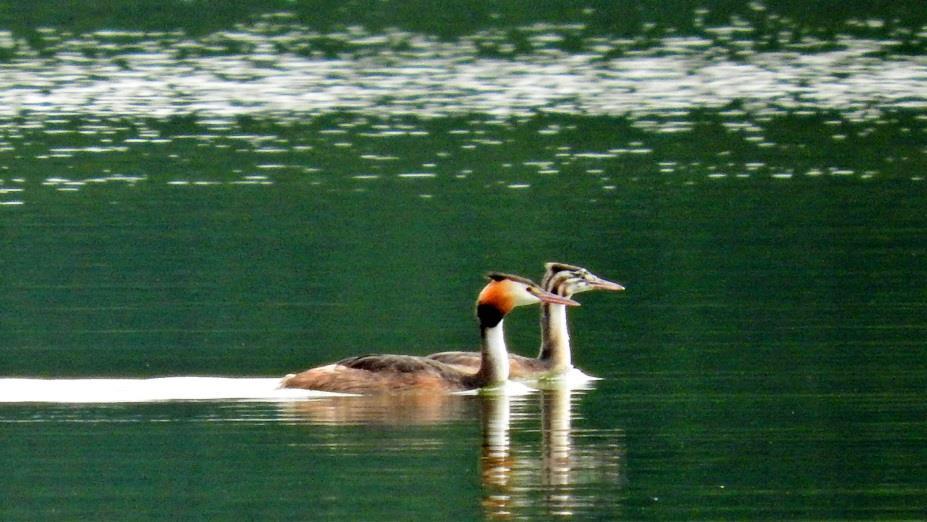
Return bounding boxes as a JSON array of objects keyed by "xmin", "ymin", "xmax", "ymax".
[
  {"xmin": 475, "ymin": 321, "xmax": 510, "ymax": 385},
  {"xmin": 538, "ymin": 302, "xmax": 571, "ymax": 371}
]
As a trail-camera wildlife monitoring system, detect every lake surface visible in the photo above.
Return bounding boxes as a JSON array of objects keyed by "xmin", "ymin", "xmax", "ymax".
[{"xmin": 2, "ymin": 1, "xmax": 926, "ymax": 519}]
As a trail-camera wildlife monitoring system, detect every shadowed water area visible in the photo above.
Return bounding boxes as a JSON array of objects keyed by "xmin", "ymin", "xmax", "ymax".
[{"xmin": 1, "ymin": 1, "xmax": 926, "ymax": 519}]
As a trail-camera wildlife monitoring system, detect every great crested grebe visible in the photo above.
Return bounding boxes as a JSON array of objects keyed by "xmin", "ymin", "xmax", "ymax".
[
  {"xmin": 427, "ymin": 263, "xmax": 624, "ymax": 379},
  {"xmin": 280, "ymin": 273, "xmax": 579, "ymax": 394}
]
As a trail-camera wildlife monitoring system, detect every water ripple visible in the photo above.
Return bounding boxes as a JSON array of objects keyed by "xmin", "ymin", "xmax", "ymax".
[{"xmin": 0, "ymin": 23, "xmax": 924, "ymax": 126}]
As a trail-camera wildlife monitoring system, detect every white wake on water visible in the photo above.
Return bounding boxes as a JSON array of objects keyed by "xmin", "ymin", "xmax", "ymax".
[
  {"xmin": 0, "ymin": 366, "xmax": 604, "ymax": 403},
  {"xmin": 0, "ymin": 377, "xmax": 349, "ymax": 403}
]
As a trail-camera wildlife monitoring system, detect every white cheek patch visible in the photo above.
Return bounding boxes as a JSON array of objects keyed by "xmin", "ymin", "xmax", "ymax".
[{"xmin": 511, "ymin": 287, "xmax": 541, "ymax": 306}]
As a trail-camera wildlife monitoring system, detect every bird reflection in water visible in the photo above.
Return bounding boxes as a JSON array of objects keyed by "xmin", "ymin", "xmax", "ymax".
[
  {"xmin": 480, "ymin": 393, "xmax": 515, "ymax": 517},
  {"xmin": 280, "ymin": 392, "xmax": 475, "ymax": 425},
  {"xmin": 481, "ymin": 383, "xmax": 626, "ymax": 519},
  {"xmin": 277, "ymin": 384, "xmax": 624, "ymax": 518},
  {"xmin": 539, "ymin": 385, "xmax": 589, "ymax": 517}
]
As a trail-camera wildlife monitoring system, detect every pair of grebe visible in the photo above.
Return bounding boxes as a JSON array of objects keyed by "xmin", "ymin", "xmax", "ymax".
[
  {"xmin": 428, "ymin": 263, "xmax": 624, "ymax": 379},
  {"xmin": 281, "ymin": 264, "xmax": 623, "ymax": 394}
]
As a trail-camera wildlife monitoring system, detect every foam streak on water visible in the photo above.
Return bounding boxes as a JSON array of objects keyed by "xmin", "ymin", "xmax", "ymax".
[{"xmin": 0, "ymin": 377, "xmax": 345, "ymax": 403}]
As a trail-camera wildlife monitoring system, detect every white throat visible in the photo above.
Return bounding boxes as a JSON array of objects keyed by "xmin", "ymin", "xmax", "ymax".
[
  {"xmin": 540, "ymin": 303, "xmax": 572, "ymax": 370},
  {"xmin": 550, "ymin": 304, "xmax": 571, "ymax": 364},
  {"xmin": 480, "ymin": 320, "xmax": 510, "ymax": 384}
]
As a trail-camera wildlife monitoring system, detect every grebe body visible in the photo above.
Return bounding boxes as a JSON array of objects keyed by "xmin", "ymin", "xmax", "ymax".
[
  {"xmin": 428, "ymin": 263, "xmax": 623, "ymax": 379},
  {"xmin": 281, "ymin": 273, "xmax": 579, "ymax": 394}
]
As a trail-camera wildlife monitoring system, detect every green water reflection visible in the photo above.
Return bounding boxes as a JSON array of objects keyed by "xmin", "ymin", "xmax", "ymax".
[
  {"xmin": 2, "ymin": 1, "xmax": 927, "ymax": 519},
  {"xmin": 0, "ymin": 388, "xmax": 626, "ymax": 520}
]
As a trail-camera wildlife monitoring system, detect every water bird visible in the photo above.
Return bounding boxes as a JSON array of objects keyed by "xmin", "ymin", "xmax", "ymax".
[
  {"xmin": 280, "ymin": 273, "xmax": 579, "ymax": 394},
  {"xmin": 427, "ymin": 263, "xmax": 624, "ymax": 379}
]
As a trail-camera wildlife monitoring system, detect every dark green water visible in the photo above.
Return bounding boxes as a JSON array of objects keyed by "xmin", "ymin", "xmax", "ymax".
[{"xmin": 2, "ymin": 1, "xmax": 927, "ymax": 519}]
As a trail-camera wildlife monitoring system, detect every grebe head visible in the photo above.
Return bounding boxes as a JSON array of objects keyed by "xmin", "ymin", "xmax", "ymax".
[
  {"xmin": 477, "ymin": 273, "xmax": 579, "ymax": 327},
  {"xmin": 542, "ymin": 262, "xmax": 625, "ymax": 298}
]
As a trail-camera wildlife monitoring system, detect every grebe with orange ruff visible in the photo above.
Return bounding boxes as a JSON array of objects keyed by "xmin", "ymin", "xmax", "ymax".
[
  {"xmin": 280, "ymin": 273, "xmax": 579, "ymax": 394},
  {"xmin": 427, "ymin": 263, "xmax": 624, "ymax": 379}
]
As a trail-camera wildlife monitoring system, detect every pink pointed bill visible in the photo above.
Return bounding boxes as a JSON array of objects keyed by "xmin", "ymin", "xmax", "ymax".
[
  {"xmin": 591, "ymin": 276, "xmax": 625, "ymax": 292},
  {"xmin": 535, "ymin": 288, "xmax": 581, "ymax": 306}
]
